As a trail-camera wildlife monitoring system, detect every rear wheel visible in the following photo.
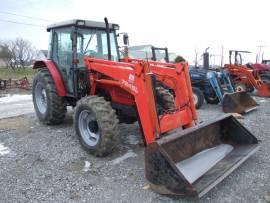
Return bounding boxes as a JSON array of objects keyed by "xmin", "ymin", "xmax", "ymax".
[
  {"xmin": 32, "ymin": 69, "xmax": 66, "ymax": 125},
  {"xmin": 192, "ymin": 87, "xmax": 204, "ymax": 109},
  {"xmin": 74, "ymin": 96, "xmax": 119, "ymax": 157},
  {"xmin": 117, "ymin": 86, "xmax": 175, "ymax": 123},
  {"xmin": 260, "ymin": 74, "xmax": 270, "ymax": 83},
  {"xmin": 156, "ymin": 86, "xmax": 175, "ymax": 110}
]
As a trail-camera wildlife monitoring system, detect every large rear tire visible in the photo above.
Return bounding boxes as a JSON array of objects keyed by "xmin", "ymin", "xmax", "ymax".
[
  {"xmin": 32, "ymin": 69, "xmax": 66, "ymax": 125},
  {"xmin": 192, "ymin": 87, "xmax": 204, "ymax": 109},
  {"xmin": 117, "ymin": 86, "xmax": 175, "ymax": 123},
  {"xmin": 156, "ymin": 86, "xmax": 175, "ymax": 111},
  {"xmin": 74, "ymin": 96, "xmax": 119, "ymax": 157}
]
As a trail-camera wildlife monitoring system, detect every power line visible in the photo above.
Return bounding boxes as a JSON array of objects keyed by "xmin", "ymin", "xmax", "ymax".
[
  {"xmin": 0, "ymin": 10, "xmax": 53, "ymax": 22},
  {"xmin": 0, "ymin": 19, "xmax": 45, "ymax": 28}
]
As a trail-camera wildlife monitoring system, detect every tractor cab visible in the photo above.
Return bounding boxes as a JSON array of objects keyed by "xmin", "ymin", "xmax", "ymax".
[{"xmin": 47, "ymin": 19, "xmax": 121, "ymax": 96}]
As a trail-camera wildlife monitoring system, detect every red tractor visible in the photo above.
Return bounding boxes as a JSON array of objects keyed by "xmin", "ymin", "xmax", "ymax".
[
  {"xmin": 225, "ymin": 50, "xmax": 270, "ymax": 97},
  {"xmin": 252, "ymin": 60, "xmax": 270, "ymax": 82},
  {"xmin": 32, "ymin": 18, "xmax": 259, "ymax": 197}
]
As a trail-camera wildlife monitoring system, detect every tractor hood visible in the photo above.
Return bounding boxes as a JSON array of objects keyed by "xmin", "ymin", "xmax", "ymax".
[
  {"xmin": 189, "ymin": 67, "xmax": 208, "ymax": 80},
  {"xmin": 251, "ymin": 63, "xmax": 270, "ymax": 72}
]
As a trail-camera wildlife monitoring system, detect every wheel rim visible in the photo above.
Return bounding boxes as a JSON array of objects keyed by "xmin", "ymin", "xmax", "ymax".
[
  {"xmin": 78, "ymin": 110, "xmax": 100, "ymax": 146},
  {"xmin": 235, "ymin": 85, "xmax": 245, "ymax": 92},
  {"xmin": 34, "ymin": 83, "xmax": 48, "ymax": 114},
  {"xmin": 193, "ymin": 93, "xmax": 198, "ymax": 105}
]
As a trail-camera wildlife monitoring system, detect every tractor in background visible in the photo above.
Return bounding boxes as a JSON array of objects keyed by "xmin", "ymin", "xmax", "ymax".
[
  {"xmin": 189, "ymin": 49, "xmax": 257, "ymax": 113},
  {"xmin": 32, "ymin": 18, "xmax": 259, "ymax": 198},
  {"xmin": 225, "ymin": 50, "xmax": 270, "ymax": 97},
  {"xmin": 149, "ymin": 47, "xmax": 258, "ymax": 113}
]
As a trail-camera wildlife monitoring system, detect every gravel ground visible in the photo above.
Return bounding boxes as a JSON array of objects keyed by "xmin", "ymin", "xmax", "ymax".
[{"xmin": 0, "ymin": 96, "xmax": 269, "ymax": 203}]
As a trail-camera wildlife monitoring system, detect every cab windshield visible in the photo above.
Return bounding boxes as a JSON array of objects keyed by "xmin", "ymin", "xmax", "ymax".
[{"xmin": 76, "ymin": 28, "xmax": 119, "ymax": 65}]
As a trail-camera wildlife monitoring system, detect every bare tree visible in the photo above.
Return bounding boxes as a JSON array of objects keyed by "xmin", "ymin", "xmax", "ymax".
[
  {"xmin": 0, "ymin": 41, "xmax": 13, "ymax": 69},
  {"xmin": 0, "ymin": 38, "xmax": 37, "ymax": 70},
  {"xmin": 12, "ymin": 38, "xmax": 37, "ymax": 68}
]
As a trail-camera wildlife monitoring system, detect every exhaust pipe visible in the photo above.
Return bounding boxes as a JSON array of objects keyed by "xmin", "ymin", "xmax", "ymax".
[{"xmin": 104, "ymin": 17, "xmax": 112, "ymax": 61}]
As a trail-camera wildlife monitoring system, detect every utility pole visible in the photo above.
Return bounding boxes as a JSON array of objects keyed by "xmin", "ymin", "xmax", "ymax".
[
  {"xmin": 221, "ymin": 45, "xmax": 224, "ymax": 68},
  {"xmin": 256, "ymin": 45, "xmax": 266, "ymax": 63},
  {"xmin": 194, "ymin": 49, "xmax": 199, "ymax": 68}
]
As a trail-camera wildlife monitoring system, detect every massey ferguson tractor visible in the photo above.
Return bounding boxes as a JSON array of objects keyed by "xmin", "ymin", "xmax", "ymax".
[{"xmin": 32, "ymin": 18, "xmax": 259, "ymax": 198}]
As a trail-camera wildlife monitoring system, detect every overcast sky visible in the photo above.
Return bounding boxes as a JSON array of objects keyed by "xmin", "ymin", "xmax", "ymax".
[{"xmin": 0, "ymin": 0, "xmax": 270, "ymax": 64}]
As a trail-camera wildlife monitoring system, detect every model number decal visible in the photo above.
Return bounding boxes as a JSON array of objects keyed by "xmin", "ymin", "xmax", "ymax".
[
  {"xmin": 121, "ymin": 80, "xmax": 138, "ymax": 94},
  {"xmin": 128, "ymin": 74, "xmax": 135, "ymax": 84}
]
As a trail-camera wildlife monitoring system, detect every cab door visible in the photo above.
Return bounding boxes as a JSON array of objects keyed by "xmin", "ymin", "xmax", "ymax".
[{"xmin": 51, "ymin": 28, "xmax": 74, "ymax": 95}]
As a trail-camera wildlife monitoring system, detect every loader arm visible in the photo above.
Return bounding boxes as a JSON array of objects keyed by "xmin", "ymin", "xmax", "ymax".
[
  {"xmin": 123, "ymin": 57, "xmax": 197, "ymax": 121},
  {"xmin": 226, "ymin": 64, "xmax": 270, "ymax": 97},
  {"xmin": 206, "ymin": 71, "xmax": 234, "ymax": 103},
  {"xmin": 83, "ymin": 57, "xmax": 196, "ymax": 144}
]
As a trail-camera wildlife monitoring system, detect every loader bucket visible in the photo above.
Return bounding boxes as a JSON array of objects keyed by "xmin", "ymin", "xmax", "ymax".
[
  {"xmin": 222, "ymin": 92, "xmax": 258, "ymax": 114},
  {"xmin": 145, "ymin": 115, "xmax": 259, "ymax": 198}
]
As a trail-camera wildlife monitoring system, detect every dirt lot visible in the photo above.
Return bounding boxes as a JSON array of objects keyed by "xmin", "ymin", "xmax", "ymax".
[{"xmin": 0, "ymin": 96, "xmax": 270, "ymax": 203}]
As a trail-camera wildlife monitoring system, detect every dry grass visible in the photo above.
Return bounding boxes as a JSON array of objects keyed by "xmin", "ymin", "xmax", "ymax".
[{"xmin": 0, "ymin": 67, "xmax": 35, "ymax": 80}]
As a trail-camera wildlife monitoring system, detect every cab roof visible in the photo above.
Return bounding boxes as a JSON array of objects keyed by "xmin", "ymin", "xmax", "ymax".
[{"xmin": 47, "ymin": 19, "xmax": 119, "ymax": 31}]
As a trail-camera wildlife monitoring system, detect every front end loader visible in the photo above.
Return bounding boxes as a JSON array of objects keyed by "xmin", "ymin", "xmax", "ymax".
[
  {"xmin": 32, "ymin": 18, "xmax": 260, "ymax": 198},
  {"xmin": 206, "ymin": 71, "xmax": 258, "ymax": 114}
]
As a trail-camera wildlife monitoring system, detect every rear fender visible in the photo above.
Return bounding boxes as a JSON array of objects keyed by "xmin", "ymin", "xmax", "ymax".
[{"xmin": 33, "ymin": 60, "xmax": 66, "ymax": 96}]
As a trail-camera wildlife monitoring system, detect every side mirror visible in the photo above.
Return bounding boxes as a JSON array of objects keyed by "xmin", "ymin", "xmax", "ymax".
[{"xmin": 123, "ymin": 33, "xmax": 129, "ymax": 45}]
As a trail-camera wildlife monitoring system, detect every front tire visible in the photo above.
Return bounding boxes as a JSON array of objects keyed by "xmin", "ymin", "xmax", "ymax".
[
  {"xmin": 192, "ymin": 87, "xmax": 204, "ymax": 109},
  {"xmin": 32, "ymin": 69, "xmax": 66, "ymax": 125},
  {"xmin": 74, "ymin": 96, "xmax": 119, "ymax": 157},
  {"xmin": 156, "ymin": 86, "xmax": 175, "ymax": 111}
]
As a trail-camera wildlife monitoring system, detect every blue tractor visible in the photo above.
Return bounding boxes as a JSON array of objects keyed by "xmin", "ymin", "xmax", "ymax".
[
  {"xmin": 189, "ymin": 67, "xmax": 219, "ymax": 108},
  {"xmin": 189, "ymin": 50, "xmax": 257, "ymax": 113}
]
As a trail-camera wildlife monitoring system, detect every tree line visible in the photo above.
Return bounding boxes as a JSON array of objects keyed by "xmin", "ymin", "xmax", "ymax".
[{"xmin": 0, "ymin": 38, "xmax": 37, "ymax": 70}]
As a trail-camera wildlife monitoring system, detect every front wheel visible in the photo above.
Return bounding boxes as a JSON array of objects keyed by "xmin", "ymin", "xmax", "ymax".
[
  {"xmin": 192, "ymin": 87, "xmax": 204, "ymax": 109},
  {"xmin": 74, "ymin": 96, "xmax": 119, "ymax": 157}
]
